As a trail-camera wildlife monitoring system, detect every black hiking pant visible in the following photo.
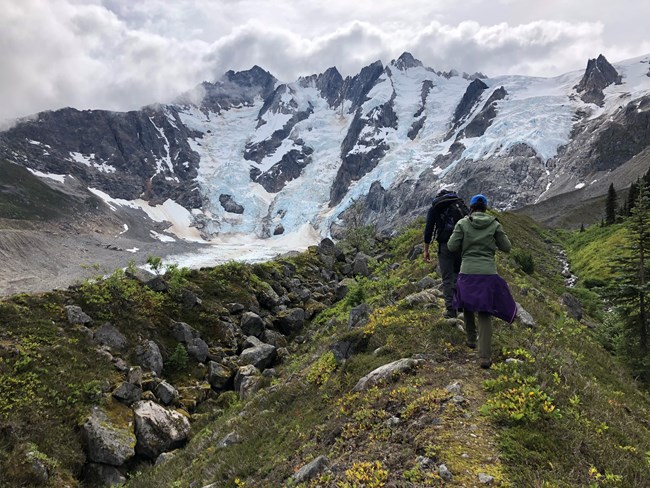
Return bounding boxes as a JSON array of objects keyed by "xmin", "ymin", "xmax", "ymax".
[{"xmin": 438, "ymin": 242, "xmax": 462, "ymax": 313}]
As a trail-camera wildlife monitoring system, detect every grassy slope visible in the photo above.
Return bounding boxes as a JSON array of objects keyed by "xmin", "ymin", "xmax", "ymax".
[{"xmin": 1, "ymin": 214, "xmax": 649, "ymax": 487}]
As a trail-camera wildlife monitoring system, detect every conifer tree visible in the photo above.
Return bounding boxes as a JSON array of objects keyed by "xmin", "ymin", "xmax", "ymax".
[
  {"xmin": 610, "ymin": 183, "xmax": 650, "ymax": 374},
  {"xmin": 605, "ymin": 183, "xmax": 617, "ymax": 225},
  {"xmin": 627, "ymin": 180, "xmax": 639, "ymax": 216}
]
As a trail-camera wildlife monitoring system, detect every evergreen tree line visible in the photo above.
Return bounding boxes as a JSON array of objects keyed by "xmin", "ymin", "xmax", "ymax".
[
  {"xmin": 602, "ymin": 180, "xmax": 650, "ymax": 381},
  {"xmin": 604, "ymin": 168, "xmax": 650, "ymax": 225}
]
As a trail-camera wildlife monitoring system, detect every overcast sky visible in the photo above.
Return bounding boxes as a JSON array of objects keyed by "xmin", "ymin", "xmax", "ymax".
[{"xmin": 1, "ymin": 0, "xmax": 649, "ymax": 122}]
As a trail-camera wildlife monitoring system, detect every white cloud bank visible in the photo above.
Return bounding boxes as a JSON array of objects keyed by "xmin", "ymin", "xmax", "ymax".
[{"xmin": 1, "ymin": 0, "xmax": 649, "ymax": 122}]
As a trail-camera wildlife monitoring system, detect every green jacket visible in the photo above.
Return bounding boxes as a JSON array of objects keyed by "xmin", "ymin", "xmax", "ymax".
[{"xmin": 447, "ymin": 212, "xmax": 511, "ymax": 274}]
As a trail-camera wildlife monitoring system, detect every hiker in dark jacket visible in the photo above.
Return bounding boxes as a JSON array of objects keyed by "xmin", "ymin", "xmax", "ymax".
[
  {"xmin": 447, "ymin": 194, "xmax": 517, "ymax": 369},
  {"xmin": 423, "ymin": 189, "xmax": 467, "ymax": 318}
]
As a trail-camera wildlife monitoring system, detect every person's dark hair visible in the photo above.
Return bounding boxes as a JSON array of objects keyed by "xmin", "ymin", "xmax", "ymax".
[{"xmin": 470, "ymin": 200, "xmax": 487, "ymax": 212}]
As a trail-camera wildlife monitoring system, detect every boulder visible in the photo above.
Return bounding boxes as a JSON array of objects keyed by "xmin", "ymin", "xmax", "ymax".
[
  {"xmin": 125, "ymin": 267, "xmax": 157, "ymax": 284},
  {"xmin": 352, "ymin": 252, "xmax": 371, "ymax": 276},
  {"xmin": 155, "ymin": 381, "xmax": 179, "ymax": 406},
  {"xmin": 65, "ymin": 305, "xmax": 93, "ymax": 325},
  {"xmin": 133, "ymin": 401, "xmax": 191, "ymax": 459},
  {"xmin": 217, "ymin": 431, "xmax": 242, "ymax": 448},
  {"xmin": 208, "ymin": 362, "xmax": 233, "ymax": 389},
  {"xmin": 127, "ymin": 366, "xmax": 143, "ymax": 387},
  {"xmin": 416, "ymin": 276, "xmax": 439, "ymax": 291},
  {"xmin": 112, "ymin": 382, "xmax": 142, "ymax": 405},
  {"xmin": 349, "ymin": 303, "xmax": 371, "ymax": 328},
  {"xmin": 353, "ymin": 358, "xmax": 424, "ymax": 392},
  {"xmin": 335, "ymin": 278, "xmax": 356, "ymax": 302},
  {"xmin": 93, "ymin": 323, "xmax": 127, "ymax": 352},
  {"xmin": 241, "ymin": 312, "xmax": 265, "ymax": 338},
  {"xmin": 155, "ymin": 450, "xmax": 179, "ymax": 466},
  {"xmin": 273, "ymin": 308, "xmax": 305, "ymax": 335},
  {"xmin": 561, "ymin": 293, "xmax": 583, "ymax": 321},
  {"xmin": 146, "ymin": 276, "xmax": 168, "ymax": 292},
  {"xmin": 516, "ymin": 303, "xmax": 536, "ymax": 328},
  {"xmin": 136, "ymin": 340, "xmax": 163, "ymax": 375},
  {"xmin": 291, "ymin": 455, "xmax": 330, "ymax": 484},
  {"xmin": 234, "ymin": 365, "xmax": 263, "ymax": 399},
  {"xmin": 226, "ymin": 303, "xmax": 246, "ymax": 314},
  {"xmin": 81, "ymin": 406, "xmax": 136, "ymax": 466},
  {"xmin": 331, "ymin": 335, "xmax": 369, "ymax": 362},
  {"xmin": 239, "ymin": 343, "xmax": 277, "ymax": 370},
  {"xmin": 403, "ymin": 289, "xmax": 442, "ymax": 307},
  {"xmin": 256, "ymin": 282, "xmax": 282, "ymax": 309},
  {"xmin": 187, "ymin": 337, "xmax": 209, "ymax": 363},
  {"xmin": 171, "ymin": 321, "xmax": 198, "ymax": 343},
  {"xmin": 182, "ymin": 290, "xmax": 202, "ymax": 308},
  {"xmin": 18, "ymin": 446, "xmax": 50, "ymax": 486},
  {"xmin": 317, "ymin": 238, "xmax": 337, "ymax": 256},
  {"xmin": 262, "ymin": 329, "xmax": 288, "ymax": 348}
]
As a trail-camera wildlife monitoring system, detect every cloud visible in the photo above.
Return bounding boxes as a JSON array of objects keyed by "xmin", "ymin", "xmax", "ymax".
[{"xmin": 0, "ymin": 0, "xmax": 647, "ymax": 122}]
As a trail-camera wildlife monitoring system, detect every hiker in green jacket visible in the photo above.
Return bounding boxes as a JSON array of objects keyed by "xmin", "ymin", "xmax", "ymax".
[{"xmin": 447, "ymin": 194, "xmax": 517, "ymax": 369}]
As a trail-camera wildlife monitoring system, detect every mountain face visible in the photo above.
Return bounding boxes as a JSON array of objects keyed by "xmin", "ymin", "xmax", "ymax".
[{"xmin": 1, "ymin": 53, "xmax": 649, "ymax": 243}]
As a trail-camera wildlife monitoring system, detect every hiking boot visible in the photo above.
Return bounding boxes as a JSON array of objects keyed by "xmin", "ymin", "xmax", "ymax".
[
  {"xmin": 479, "ymin": 359, "xmax": 492, "ymax": 369},
  {"xmin": 465, "ymin": 341, "xmax": 477, "ymax": 350},
  {"xmin": 443, "ymin": 309, "xmax": 457, "ymax": 319}
]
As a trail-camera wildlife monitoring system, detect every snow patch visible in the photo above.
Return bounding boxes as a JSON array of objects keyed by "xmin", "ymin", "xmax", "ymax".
[{"xmin": 27, "ymin": 168, "xmax": 67, "ymax": 183}]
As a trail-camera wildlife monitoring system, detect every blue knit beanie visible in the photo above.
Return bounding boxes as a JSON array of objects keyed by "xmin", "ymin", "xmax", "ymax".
[{"xmin": 470, "ymin": 194, "xmax": 488, "ymax": 207}]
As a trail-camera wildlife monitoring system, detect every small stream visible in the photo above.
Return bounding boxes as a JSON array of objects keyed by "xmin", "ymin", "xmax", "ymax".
[{"xmin": 557, "ymin": 248, "xmax": 578, "ymax": 287}]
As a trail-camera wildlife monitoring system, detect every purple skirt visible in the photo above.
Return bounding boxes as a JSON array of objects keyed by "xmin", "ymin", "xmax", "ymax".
[{"xmin": 453, "ymin": 273, "xmax": 517, "ymax": 324}]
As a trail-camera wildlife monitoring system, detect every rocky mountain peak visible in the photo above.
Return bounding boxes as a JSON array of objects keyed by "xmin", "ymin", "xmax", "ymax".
[
  {"xmin": 448, "ymin": 78, "xmax": 489, "ymax": 135},
  {"xmin": 575, "ymin": 54, "xmax": 622, "ymax": 106},
  {"xmin": 393, "ymin": 52, "xmax": 423, "ymax": 70},
  {"xmin": 190, "ymin": 66, "xmax": 277, "ymax": 113},
  {"xmin": 316, "ymin": 67, "xmax": 344, "ymax": 107},
  {"xmin": 341, "ymin": 60, "xmax": 384, "ymax": 110}
]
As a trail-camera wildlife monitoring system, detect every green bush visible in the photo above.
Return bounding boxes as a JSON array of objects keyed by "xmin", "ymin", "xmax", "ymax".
[
  {"xmin": 512, "ymin": 249, "xmax": 535, "ymax": 274},
  {"xmin": 166, "ymin": 344, "xmax": 189, "ymax": 374}
]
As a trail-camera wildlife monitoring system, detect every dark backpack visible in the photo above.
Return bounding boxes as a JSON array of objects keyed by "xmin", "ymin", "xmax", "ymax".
[{"xmin": 432, "ymin": 193, "xmax": 469, "ymax": 243}]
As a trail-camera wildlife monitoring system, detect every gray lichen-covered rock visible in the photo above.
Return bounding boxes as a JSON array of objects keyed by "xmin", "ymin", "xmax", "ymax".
[
  {"xmin": 234, "ymin": 364, "xmax": 263, "ymax": 399},
  {"xmin": 241, "ymin": 311, "xmax": 265, "ymax": 338},
  {"xmin": 81, "ymin": 406, "xmax": 136, "ymax": 466},
  {"xmin": 273, "ymin": 307, "xmax": 305, "ymax": 335},
  {"xmin": 239, "ymin": 342, "xmax": 277, "ymax": 370},
  {"xmin": 136, "ymin": 340, "xmax": 164, "ymax": 375},
  {"xmin": 93, "ymin": 323, "xmax": 128, "ymax": 352},
  {"xmin": 349, "ymin": 303, "xmax": 371, "ymax": 328},
  {"xmin": 479, "ymin": 472, "xmax": 495, "ymax": 484},
  {"xmin": 438, "ymin": 463, "xmax": 453, "ymax": 482},
  {"xmin": 291, "ymin": 455, "xmax": 330, "ymax": 484},
  {"xmin": 133, "ymin": 400, "xmax": 191, "ymax": 459},
  {"xmin": 187, "ymin": 337, "xmax": 209, "ymax": 363},
  {"xmin": 352, "ymin": 252, "xmax": 371, "ymax": 276},
  {"xmin": 516, "ymin": 302, "xmax": 535, "ymax": 328},
  {"xmin": 127, "ymin": 366, "xmax": 143, "ymax": 387},
  {"xmin": 262, "ymin": 329, "xmax": 288, "ymax": 348},
  {"xmin": 217, "ymin": 431, "xmax": 242, "ymax": 448},
  {"xmin": 22, "ymin": 446, "xmax": 50, "ymax": 485},
  {"xmin": 256, "ymin": 281, "xmax": 282, "ymax": 309},
  {"xmin": 208, "ymin": 361, "xmax": 233, "ymax": 389},
  {"xmin": 155, "ymin": 381, "xmax": 179, "ymax": 406},
  {"xmin": 403, "ymin": 288, "xmax": 443, "ymax": 306},
  {"xmin": 171, "ymin": 321, "xmax": 198, "ymax": 343},
  {"xmin": 65, "ymin": 305, "xmax": 93, "ymax": 325},
  {"xmin": 353, "ymin": 358, "xmax": 424, "ymax": 392},
  {"xmin": 112, "ymin": 382, "xmax": 143, "ymax": 405}
]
